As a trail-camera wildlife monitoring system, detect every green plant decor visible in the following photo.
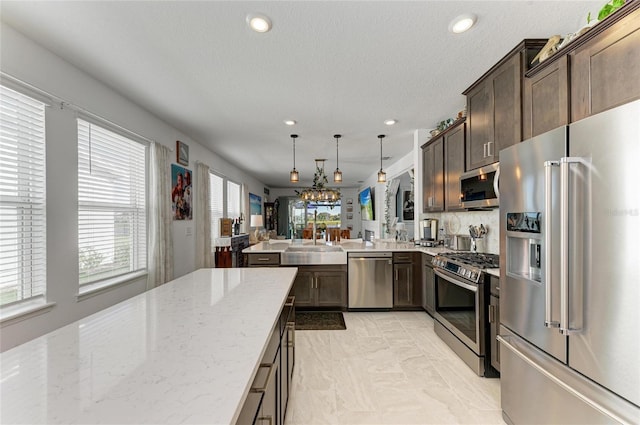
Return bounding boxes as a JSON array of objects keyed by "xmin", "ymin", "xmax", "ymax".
[
  {"xmin": 384, "ymin": 183, "xmax": 392, "ymax": 236},
  {"xmin": 594, "ymin": 0, "xmax": 625, "ymax": 22}
]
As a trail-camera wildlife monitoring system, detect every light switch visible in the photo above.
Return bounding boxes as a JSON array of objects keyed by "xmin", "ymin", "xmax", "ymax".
[{"xmin": 186, "ymin": 226, "xmax": 193, "ymax": 236}]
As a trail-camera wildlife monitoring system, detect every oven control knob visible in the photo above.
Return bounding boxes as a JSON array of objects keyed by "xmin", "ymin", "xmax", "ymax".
[
  {"xmin": 467, "ymin": 270, "xmax": 473, "ymax": 279},
  {"xmin": 459, "ymin": 267, "xmax": 466, "ymax": 277},
  {"xmin": 470, "ymin": 271, "xmax": 477, "ymax": 280}
]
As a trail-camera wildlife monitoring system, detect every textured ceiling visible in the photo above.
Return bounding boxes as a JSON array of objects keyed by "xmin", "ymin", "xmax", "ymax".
[{"xmin": 0, "ymin": 1, "xmax": 600, "ymax": 187}]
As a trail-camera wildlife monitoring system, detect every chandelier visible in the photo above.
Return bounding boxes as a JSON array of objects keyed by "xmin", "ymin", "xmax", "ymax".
[{"xmin": 298, "ymin": 159, "xmax": 341, "ymax": 203}]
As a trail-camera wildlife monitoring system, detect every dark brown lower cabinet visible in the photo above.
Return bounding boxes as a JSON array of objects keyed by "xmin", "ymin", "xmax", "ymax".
[
  {"xmin": 237, "ymin": 295, "xmax": 295, "ymax": 425},
  {"xmin": 293, "ymin": 265, "xmax": 347, "ymax": 308},
  {"xmin": 394, "ymin": 263, "xmax": 414, "ymax": 306},
  {"xmin": 393, "ymin": 253, "xmax": 422, "ymax": 308},
  {"xmin": 422, "ymin": 254, "xmax": 435, "ymax": 316}
]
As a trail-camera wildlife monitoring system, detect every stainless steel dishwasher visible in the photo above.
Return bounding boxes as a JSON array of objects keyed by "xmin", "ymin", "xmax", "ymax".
[{"xmin": 348, "ymin": 252, "xmax": 393, "ymax": 309}]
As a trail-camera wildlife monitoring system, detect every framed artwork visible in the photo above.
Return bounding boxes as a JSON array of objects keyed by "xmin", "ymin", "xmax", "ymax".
[
  {"xmin": 176, "ymin": 140, "xmax": 189, "ymax": 166},
  {"xmin": 249, "ymin": 192, "xmax": 262, "ymax": 215},
  {"xmin": 171, "ymin": 164, "xmax": 192, "ymax": 220},
  {"xmin": 359, "ymin": 187, "xmax": 374, "ymax": 220},
  {"xmin": 346, "ymin": 198, "xmax": 353, "ymax": 205},
  {"xmin": 346, "ymin": 205, "xmax": 353, "ymax": 213},
  {"xmin": 346, "ymin": 213, "xmax": 353, "ymax": 220}
]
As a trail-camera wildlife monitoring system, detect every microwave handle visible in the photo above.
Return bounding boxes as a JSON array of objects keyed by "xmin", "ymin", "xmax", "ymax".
[{"xmin": 493, "ymin": 166, "xmax": 500, "ymax": 199}]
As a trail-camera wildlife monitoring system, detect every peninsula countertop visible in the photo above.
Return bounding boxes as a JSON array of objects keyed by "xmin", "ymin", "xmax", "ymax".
[
  {"xmin": 0, "ymin": 267, "xmax": 298, "ymax": 425},
  {"xmin": 244, "ymin": 240, "xmax": 451, "ymax": 256},
  {"xmin": 244, "ymin": 241, "xmax": 501, "ymax": 277}
]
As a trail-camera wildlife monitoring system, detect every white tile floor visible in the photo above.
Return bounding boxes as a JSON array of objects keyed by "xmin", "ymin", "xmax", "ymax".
[{"xmin": 285, "ymin": 311, "xmax": 505, "ymax": 425}]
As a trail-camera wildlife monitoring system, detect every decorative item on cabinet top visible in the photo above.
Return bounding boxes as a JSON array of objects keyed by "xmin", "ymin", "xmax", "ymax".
[
  {"xmin": 531, "ymin": 0, "xmax": 629, "ymax": 65},
  {"xmin": 425, "ymin": 117, "xmax": 466, "ymax": 144}
]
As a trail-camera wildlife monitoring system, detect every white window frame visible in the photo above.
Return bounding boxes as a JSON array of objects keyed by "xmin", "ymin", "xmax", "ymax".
[
  {"xmin": 77, "ymin": 118, "xmax": 148, "ymax": 290},
  {"xmin": 226, "ymin": 180, "xmax": 241, "ymax": 221},
  {"xmin": 0, "ymin": 84, "xmax": 47, "ymax": 308},
  {"xmin": 209, "ymin": 172, "xmax": 224, "ymax": 247},
  {"xmin": 209, "ymin": 171, "xmax": 242, "ymax": 248}
]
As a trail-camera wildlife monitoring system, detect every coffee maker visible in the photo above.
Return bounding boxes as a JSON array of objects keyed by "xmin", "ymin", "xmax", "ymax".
[{"xmin": 421, "ymin": 218, "xmax": 438, "ymax": 247}]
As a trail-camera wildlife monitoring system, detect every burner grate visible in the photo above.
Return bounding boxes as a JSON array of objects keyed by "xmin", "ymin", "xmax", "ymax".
[{"xmin": 439, "ymin": 252, "xmax": 499, "ymax": 269}]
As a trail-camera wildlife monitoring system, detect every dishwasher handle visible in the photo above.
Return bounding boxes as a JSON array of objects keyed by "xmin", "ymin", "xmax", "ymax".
[
  {"xmin": 350, "ymin": 257, "xmax": 392, "ymax": 265},
  {"xmin": 348, "ymin": 252, "xmax": 393, "ymax": 259}
]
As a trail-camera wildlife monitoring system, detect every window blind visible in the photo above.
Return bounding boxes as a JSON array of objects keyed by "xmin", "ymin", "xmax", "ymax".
[
  {"xmin": 209, "ymin": 173, "xmax": 224, "ymax": 247},
  {"xmin": 227, "ymin": 180, "xmax": 241, "ymax": 220},
  {"xmin": 0, "ymin": 85, "xmax": 46, "ymax": 306},
  {"xmin": 77, "ymin": 119, "xmax": 147, "ymax": 285}
]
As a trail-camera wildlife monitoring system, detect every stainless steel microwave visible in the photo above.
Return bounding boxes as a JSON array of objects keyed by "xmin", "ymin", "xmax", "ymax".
[{"xmin": 460, "ymin": 163, "xmax": 499, "ymax": 209}]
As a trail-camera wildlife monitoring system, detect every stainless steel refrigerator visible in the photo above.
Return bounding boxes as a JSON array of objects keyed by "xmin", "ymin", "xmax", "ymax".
[{"xmin": 498, "ymin": 99, "xmax": 640, "ymax": 424}]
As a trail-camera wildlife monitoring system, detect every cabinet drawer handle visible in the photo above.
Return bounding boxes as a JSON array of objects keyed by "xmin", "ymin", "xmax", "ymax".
[
  {"xmin": 257, "ymin": 257, "xmax": 272, "ymax": 262},
  {"xmin": 395, "ymin": 270, "xmax": 399, "ymax": 281},
  {"xmin": 287, "ymin": 321, "xmax": 295, "ymax": 348},
  {"xmin": 489, "ymin": 305, "xmax": 496, "ymax": 323},
  {"xmin": 483, "ymin": 143, "xmax": 487, "ymax": 158},
  {"xmin": 285, "ymin": 296, "xmax": 295, "ymax": 307},
  {"xmin": 487, "ymin": 141, "xmax": 494, "ymax": 157},
  {"xmin": 257, "ymin": 416, "xmax": 273, "ymax": 425},
  {"xmin": 250, "ymin": 363, "xmax": 276, "ymax": 393}
]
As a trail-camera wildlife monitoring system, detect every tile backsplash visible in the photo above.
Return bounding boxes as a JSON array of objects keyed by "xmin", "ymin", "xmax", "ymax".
[{"xmin": 421, "ymin": 210, "xmax": 500, "ymax": 254}]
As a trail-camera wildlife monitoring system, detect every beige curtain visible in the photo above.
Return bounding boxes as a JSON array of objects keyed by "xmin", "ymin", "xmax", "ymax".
[
  {"xmin": 195, "ymin": 161, "xmax": 213, "ymax": 268},
  {"xmin": 241, "ymin": 183, "xmax": 249, "ymax": 234},
  {"xmin": 148, "ymin": 142, "xmax": 173, "ymax": 288}
]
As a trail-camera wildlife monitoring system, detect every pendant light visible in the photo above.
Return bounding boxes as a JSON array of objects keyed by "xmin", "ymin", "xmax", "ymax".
[
  {"xmin": 333, "ymin": 134, "xmax": 343, "ymax": 183},
  {"xmin": 377, "ymin": 134, "xmax": 386, "ymax": 183},
  {"xmin": 289, "ymin": 134, "xmax": 299, "ymax": 183}
]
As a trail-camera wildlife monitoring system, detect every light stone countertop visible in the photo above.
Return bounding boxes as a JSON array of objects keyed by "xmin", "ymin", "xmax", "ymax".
[
  {"xmin": 486, "ymin": 268, "xmax": 500, "ymax": 278},
  {"xmin": 244, "ymin": 240, "xmax": 452, "ymax": 256},
  {"xmin": 0, "ymin": 267, "xmax": 298, "ymax": 425}
]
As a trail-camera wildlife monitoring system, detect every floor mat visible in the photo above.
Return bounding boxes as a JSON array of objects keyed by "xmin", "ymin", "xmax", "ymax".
[{"xmin": 295, "ymin": 311, "xmax": 346, "ymax": 330}]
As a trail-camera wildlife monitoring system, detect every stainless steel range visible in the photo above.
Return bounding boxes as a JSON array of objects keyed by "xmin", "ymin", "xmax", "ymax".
[{"xmin": 431, "ymin": 252, "xmax": 499, "ymax": 377}]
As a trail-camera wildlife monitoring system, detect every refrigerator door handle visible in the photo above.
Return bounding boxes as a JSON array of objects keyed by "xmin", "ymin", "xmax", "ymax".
[
  {"xmin": 559, "ymin": 157, "xmax": 583, "ymax": 335},
  {"xmin": 544, "ymin": 160, "xmax": 560, "ymax": 328}
]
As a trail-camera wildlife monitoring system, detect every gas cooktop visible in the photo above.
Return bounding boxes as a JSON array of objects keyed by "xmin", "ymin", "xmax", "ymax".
[
  {"xmin": 432, "ymin": 252, "xmax": 500, "ymax": 284},
  {"xmin": 439, "ymin": 252, "xmax": 500, "ymax": 269}
]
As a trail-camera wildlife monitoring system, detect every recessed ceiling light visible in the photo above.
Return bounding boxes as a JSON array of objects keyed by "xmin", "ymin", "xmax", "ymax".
[
  {"xmin": 384, "ymin": 119, "xmax": 397, "ymax": 126},
  {"xmin": 246, "ymin": 13, "xmax": 272, "ymax": 33},
  {"xmin": 449, "ymin": 14, "xmax": 477, "ymax": 34},
  {"xmin": 284, "ymin": 120, "xmax": 296, "ymax": 126}
]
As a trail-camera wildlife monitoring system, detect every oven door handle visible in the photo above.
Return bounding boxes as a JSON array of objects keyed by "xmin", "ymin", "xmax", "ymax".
[{"xmin": 434, "ymin": 269, "xmax": 478, "ymax": 293}]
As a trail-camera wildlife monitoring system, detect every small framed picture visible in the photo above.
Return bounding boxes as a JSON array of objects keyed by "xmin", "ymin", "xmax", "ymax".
[
  {"xmin": 177, "ymin": 140, "xmax": 189, "ymax": 166},
  {"xmin": 346, "ymin": 198, "xmax": 353, "ymax": 205},
  {"xmin": 346, "ymin": 213, "xmax": 353, "ymax": 220},
  {"xmin": 346, "ymin": 206, "xmax": 353, "ymax": 213}
]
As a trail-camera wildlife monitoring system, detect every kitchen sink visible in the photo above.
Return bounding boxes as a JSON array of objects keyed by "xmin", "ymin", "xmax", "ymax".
[
  {"xmin": 281, "ymin": 244, "xmax": 347, "ymax": 265},
  {"xmin": 286, "ymin": 245, "xmax": 343, "ymax": 253}
]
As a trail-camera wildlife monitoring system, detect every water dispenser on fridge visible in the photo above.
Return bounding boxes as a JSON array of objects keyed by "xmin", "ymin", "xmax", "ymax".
[{"xmin": 505, "ymin": 212, "xmax": 541, "ymax": 282}]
